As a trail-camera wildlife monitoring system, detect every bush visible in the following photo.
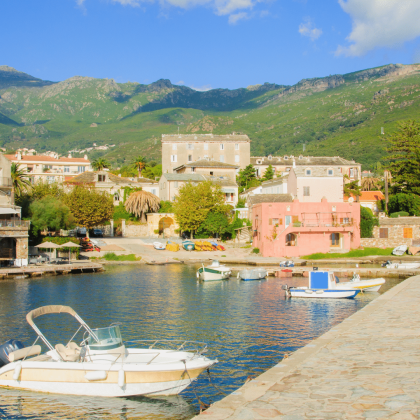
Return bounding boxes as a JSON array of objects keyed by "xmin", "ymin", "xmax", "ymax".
[
  {"xmin": 113, "ymin": 202, "xmax": 138, "ymax": 221},
  {"xmin": 360, "ymin": 206, "xmax": 378, "ymax": 238},
  {"xmin": 388, "ymin": 193, "xmax": 420, "ymax": 216},
  {"xmin": 159, "ymin": 201, "xmax": 174, "ymax": 213},
  {"xmin": 102, "ymin": 253, "xmax": 141, "ymax": 261},
  {"xmin": 303, "ymin": 248, "xmax": 394, "ymax": 259},
  {"xmin": 252, "ymin": 248, "xmax": 260, "ymax": 254},
  {"xmin": 390, "ymin": 211, "xmax": 410, "ymax": 218}
]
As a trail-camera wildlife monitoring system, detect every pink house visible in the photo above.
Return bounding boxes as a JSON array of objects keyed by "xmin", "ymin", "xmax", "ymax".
[{"xmin": 252, "ymin": 197, "xmax": 360, "ymax": 257}]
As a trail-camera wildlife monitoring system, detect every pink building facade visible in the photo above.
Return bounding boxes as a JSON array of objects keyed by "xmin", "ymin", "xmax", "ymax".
[{"xmin": 252, "ymin": 198, "xmax": 361, "ymax": 257}]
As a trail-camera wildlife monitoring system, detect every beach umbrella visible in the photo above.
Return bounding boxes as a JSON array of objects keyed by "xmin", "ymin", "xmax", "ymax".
[
  {"xmin": 35, "ymin": 241, "xmax": 61, "ymax": 260},
  {"xmin": 60, "ymin": 242, "xmax": 81, "ymax": 264}
]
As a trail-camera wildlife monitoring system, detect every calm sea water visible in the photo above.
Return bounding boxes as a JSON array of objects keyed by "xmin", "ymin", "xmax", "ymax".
[{"xmin": 0, "ymin": 265, "xmax": 401, "ymax": 419}]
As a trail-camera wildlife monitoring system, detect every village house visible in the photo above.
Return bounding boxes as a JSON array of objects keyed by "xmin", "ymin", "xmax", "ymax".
[
  {"xmin": 5, "ymin": 151, "xmax": 91, "ymax": 184},
  {"xmin": 344, "ymin": 191, "xmax": 385, "ymax": 215},
  {"xmin": 252, "ymin": 197, "xmax": 361, "ymax": 257},
  {"xmin": 261, "ymin": 177, "xmax": 288, "ymax": 195},
  {"xmin": 0, "ymin": 153, "xmax": 29, "ymax": 266},
  {"xmin": 65, "ymin": 171, "xmax": 159, "ymax": 205},
  {"xmin": 251, "ymin": 155, "xmax": 361, "ymax": 184},
  {"xmin": 173, "ymin": 158, "xmax": 239, "ymax": 181},
  {"xmin": 161, "ymin": 133, "xmax": 251, "ymax": 174}
]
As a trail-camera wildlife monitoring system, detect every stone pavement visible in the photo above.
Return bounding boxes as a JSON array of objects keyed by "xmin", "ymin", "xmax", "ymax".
[{"xmin": 194, "ymin": 275, "xmax": 420, "ymax": 419}]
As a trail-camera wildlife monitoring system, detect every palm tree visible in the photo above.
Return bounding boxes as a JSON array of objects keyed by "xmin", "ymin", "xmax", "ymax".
[
  {"xmin": 361, "ymin": 177, "xmax": 382, "ymax": 191},
  {"xmin": 132, "ymin": 156, "xmax": 147, "ymax": 178},
  {"xmin": 125, "ymin": 190, "xmax": 160, "ymax": 223},
  {"xmin": 92, "ymin": 158, "xmax": 110, "ymax": 171},
  {"xmin": 11, "ymin": 162, "xmax": 32, "ymax": 198},
  {"xmin": 343, "ymin": 175, "xmax": 362, "ymax": 202}
]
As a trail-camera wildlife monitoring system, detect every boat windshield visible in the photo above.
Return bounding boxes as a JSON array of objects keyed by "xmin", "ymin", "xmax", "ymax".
[{"xmin": 88, "ymin": 325, "xmax": 123, "ymax": 350}]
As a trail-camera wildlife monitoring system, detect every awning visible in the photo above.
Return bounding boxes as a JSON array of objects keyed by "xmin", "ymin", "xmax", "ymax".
[
  {"xmin": 222, "ymin": 189, "xmax": 236, "ymax": 193},
  {"xmin": 0, "ymin": 208, "xmax": 19, "ymax": 215}
]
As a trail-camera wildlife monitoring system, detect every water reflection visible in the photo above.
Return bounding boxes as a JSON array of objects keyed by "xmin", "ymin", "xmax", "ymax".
[{"xmin": 0, "ymin": 265, "xmax": 402, "ymax": 419}]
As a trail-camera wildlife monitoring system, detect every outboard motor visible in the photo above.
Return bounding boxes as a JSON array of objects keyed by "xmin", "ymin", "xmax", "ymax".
[
  {"xmin": 381, "ymin": 260, "xmax": 391, "ymax": 267},
  {"xmin": 0, "ymin": 339, "xmax": 25, "ymax": 368},
  {"xmin": 282, "ymin": 284, "xmax": 291, "ymax": 298}
]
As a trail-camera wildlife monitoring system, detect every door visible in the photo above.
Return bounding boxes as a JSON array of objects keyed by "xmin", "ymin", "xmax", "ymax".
[{"xmin": 285, "ymin": 215, "xmax": 292, "ymax": 228}]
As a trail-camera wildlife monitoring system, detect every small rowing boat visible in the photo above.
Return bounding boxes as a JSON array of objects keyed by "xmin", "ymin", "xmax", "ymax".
[
  {"xmin": 197, "ymin": 260, "xmax": 231, "ymax": 281},
  {"xmin": 335, "ymin": 273, "xmax": 385, "ymax": 292},
  {"xmin": 237, "ymin": 268, "xmax": 267, "ymax": 281},
  {"xmin": 153, "ymin": 242, "xmax": 166, "ymax": 250}
]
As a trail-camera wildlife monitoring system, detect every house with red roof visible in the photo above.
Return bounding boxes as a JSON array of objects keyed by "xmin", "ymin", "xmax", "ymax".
[{"xmin": 344, "ymin": 191, "xmax": 384, "ymax": 215}]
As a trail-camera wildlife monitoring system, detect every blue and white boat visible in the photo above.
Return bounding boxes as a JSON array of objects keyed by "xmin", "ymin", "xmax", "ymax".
[
  {"xmin": 238, "ymin": 268, "xmax": 267, "ymax": 281},
  {"xmin": 182, "ymin": 241, "xmax": 195, "ymax": 251},
  {"xmin": 283, "ymin": 271, "xmax": 360, "ymax": 299},
  {"xmin": 279, "ymin": 260, "xmax": 294, "ymax": 267}
]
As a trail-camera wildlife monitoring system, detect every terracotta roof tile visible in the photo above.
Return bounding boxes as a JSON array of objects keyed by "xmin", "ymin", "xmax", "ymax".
[
  {"xmin": 4, "ymin": 154, "xmax": 89, "ymax": 163},
  {"xmin": 344, "ymin": 191, "xmax": 384, "ymax": 202}
]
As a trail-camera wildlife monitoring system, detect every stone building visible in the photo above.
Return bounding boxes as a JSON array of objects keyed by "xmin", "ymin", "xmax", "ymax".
[
  {"xmin": 173, "ymin": 158, "xmax": 239, "ymax": 181},
  {"xmin": 0, "ymin": 153, "xmax": 29, "ymax": 266},
  {"xmin": 161, "ymin": 133, "xmax": 250, "ymax": 174}
]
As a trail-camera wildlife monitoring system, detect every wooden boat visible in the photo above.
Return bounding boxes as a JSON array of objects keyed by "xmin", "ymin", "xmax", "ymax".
[
  {"xmin": 196, "ymin": 260, "xmax": 231, "ymax": 281},
  {"xmin": 153, "ymin": 242, "xmax": 166, "ymax": 250},
  {"xmin": 182, "ymin": 241, "xmax": 195, "ymax": 251},
  {"xmin": 335, "ymin": 273, "xmax": 385, "ymax": 292},
  {"xmin": 392, "ymin": 245, "xmax": 408, "ymax": 256},
  {"xmin": 283, "ymin": 271, "xmax": 360, "ymax": 299},
  {"xmin": 237, "ymin": 268, "xmax": 267, "ymax": 281}
]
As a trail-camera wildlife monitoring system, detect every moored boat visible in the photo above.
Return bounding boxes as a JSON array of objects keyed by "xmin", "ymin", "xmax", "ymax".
[
  {"xmin": 153, "ymin": 242, "xmax": 166, "ymax": 250},
  {"xmin": 283, "ymin": 271, "xmax": 360, "ymax": 299},
  {"xmin": 392, "ymin": 245, "xmax": 408, "ymax": 256},
  {"xmin": 197, "ymin": 260, "xmax": 231, "ymax": 281},
  {"xmin": 335, "ymin": 273, "xmax": 385, "ymax": 292},
  {"xmin": 382, "ymin": 260, "xmax": 420, "ymax": 270},
  {"xmin": 0, "ymin": 305, "xmax": 216, "ymax": 397},
  {"xmin": 237, "ymin": 268, "xmax": 267, "ymax": 281},
  {"xmin": 182, "ymin": 241, "xmax": 195, "ymax": 251}
]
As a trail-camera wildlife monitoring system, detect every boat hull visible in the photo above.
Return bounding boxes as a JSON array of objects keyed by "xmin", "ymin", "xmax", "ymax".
[
  {"xmin": 238, "ymin": 269, "xmax": 267, "ymax": 281},
  {"xmin": 336, "ymin": 278, "xmax": 385, "ymax": 292},
  {"xmin": 289, "ymin": 288, "xmax": 360, "ymax": 299},
  {"xmin": 198, "ymin": 269, "xmax": 231, "ymax": 281},
  {"xmin": 386, "ymin": 263, "xmax": 420, "ymax": 270}
]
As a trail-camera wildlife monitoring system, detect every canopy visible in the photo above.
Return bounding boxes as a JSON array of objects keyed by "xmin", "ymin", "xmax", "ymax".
[
  {"xmin": 35, "ymin": 241, "xmax": 61, "ymax": 249},
  {"xmin": 0, "ymin": 208, "xmax": 20, "ymax": 215},
  {"xmin": 26, "ymin": 305, "xmax": 78, "ymax": 327},
  {"xmin": 60, "ymin": 242, "xmax": 81, "ymax": 248}
]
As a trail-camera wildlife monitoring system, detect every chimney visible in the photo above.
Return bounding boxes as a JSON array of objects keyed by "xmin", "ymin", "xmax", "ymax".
[
  {"xmin": 17, "ymin": 151, "xmax": 22, "ymax": 161},
  {"xmin": 68, "ymin": 153, "xmax": 72, "ymax": 158},
  {"xmin": 84, "ymin": 154, "xmax": 88, "ymax": 160},
  {"xmin": 292, "ymin": 159, "xmax": 296, "ymax": 168}
]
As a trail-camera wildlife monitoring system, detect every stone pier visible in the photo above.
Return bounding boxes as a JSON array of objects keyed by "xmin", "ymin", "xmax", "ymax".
[{"xmin": 195, "ymin": 275, "xmax": 420, "ymax": 419}]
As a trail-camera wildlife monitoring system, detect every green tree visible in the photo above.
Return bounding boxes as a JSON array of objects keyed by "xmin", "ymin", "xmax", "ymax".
[
  {"xmin": 64, "ymin": 186, "xmax": 114, "ymax": 233},
  {"xmin": 388, "ymin": 193, "xmax": 420, "ymax": 216},
  {"xmin": 159, "ymin": 200, "xmax": 174, "ymax": 213},
  {"xmin": 92, "ymin": 158, "xmax": 110, "ymax": 171},
  {"xmin": 384, "ymin": 120, "xmax": 420, "ymax": 195},
  {"xmin": 125, "ymin": 190, "xmax": 160, "ymax": 222},
  {"xmin": 196, "ymin": 212, "xmax": 229, "ymax": 238},
  {"xmin": 236, "ymin": 198, "xmax": 246, "ymax": 208},
  {"xmin": 29, "ymin": 197, "xmax": 75, "ymax": 235},
  {"xmin": 262, "ymin": 164, "xmax": 274, "ymax": 181},
  {"xmin": 237, "ymin": 164, "xmax": 259, "ymax": 193},
  {"xmin": 361, "ymin": 177, "xmax": 382, "ymax": 191},
  {"xmin": 360, "ymin": 206, "xmax": 378, "ymax": 238},
  {"xmin": 343, "ymin": 175, "xmax": 362, "ymax": 201},
  {"xmin": 11, "ymin": 162, "xmax": 32, "ymax": 198},
  {"xmin": 132, "ymin": 156, "xmax": 147, "ymax": 177},
  {"xmin": 173, "ymin": 180, "xmax": 225, "ymax": 238},
  {"xmin": 142, "ymin": 164, "xmax": 162, "ymax": 181}
]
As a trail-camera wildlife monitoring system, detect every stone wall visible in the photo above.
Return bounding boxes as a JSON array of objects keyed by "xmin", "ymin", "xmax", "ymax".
[
  {"xmin": 121, "ymin": 220, "xmax": 148, "ymax": 237},
  {"xmin": 361, "ymin": 223, "xmax": 420, "ymax": 248},
  {"xmin": 360, "ymin": 238, "xmax": 412, "ymax": 248}
]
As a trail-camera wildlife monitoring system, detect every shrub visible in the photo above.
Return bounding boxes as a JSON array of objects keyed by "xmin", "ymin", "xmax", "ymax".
[
  {"xmin": 360, "ymin": 206, "xmax": 379, "ymax": 238},
  {"xmin": 390, "ymin": 211, "xmax": 410, "ymax": 218},
  {"xmin": 102, "ymin": 253, "xmax": 141, "ymax": 261},
  {"xmin": 252, "ymin": 248, "xmax": 260, "ymax": 254},
  {"xmin": 388, "ymin": 193, "xmax": 420, "ymax": 216}
]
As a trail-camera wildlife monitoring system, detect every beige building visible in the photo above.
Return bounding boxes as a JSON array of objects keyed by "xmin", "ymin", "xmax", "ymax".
[
  {"xmin": 251, "ymin": 155, "xmax": 361, "ymax": 184},
  {"xmin": 161, "ymin": 134, "xmax": 251, "ymax": 174},
  {"xmin": 5, "ymin": 151, "xmax": 91, "ymax": 184},
  {"xmin": 173, "ymin": 158, "xmax": 239, "ymax": 181},
  {"xmin": 66, "ymin": 171, "xmax": 159, "ymax": 205}
]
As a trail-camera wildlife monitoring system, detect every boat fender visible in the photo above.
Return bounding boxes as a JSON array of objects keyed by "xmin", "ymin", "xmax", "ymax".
[
  {"xmin": 315, "ymin": 290, "xmax": 324, "ymax": 294},
  {"xmin": 196, "ymin": 271, "xmax": 200, "ymax": 279},
  {"xmin": 84, "ymin": 370, "xmax": 107, "ymax": 381},
  {"xmin": 118, "ymin": 368, "xmax": 125, "ymax": 388},
  {"xmin": 304, "ymin": 290, "xmax": 313, "ymax": 294},
  {"xmin": 237, "ymin": 272, "xmax": 239, "ymax": 279},
  {"xmin": 13, "ymin": 362, "xmax": 22, "ymax": 381}
]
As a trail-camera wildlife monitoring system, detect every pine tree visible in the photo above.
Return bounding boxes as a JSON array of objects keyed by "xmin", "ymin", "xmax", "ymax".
[
  {"xmin": 262, "ymin": 164, "xmax": 274, "ymax": 181},
  {"xmin": 384, "ymin": 120, "xmax": 420, "ymax": 195}
]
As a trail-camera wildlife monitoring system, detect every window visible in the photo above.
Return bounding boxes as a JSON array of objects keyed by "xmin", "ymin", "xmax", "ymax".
[
  {"xmin": 187, "ymin": 144, "xmax": 193, "ymax": 150},
  {"xmin": 47, "ymin": 176, "xmax": 55, "ymax": 184},
  {"xmin": 305, "ymin": 169, "xmax": 312, "ymax": 176},
  {"xmin": 299, "ymin": 155, "xmax": 303, "ymax": 160},
  {"xmin": 273, "ymin": 218, "xmax": 279, "ymax": 225},
  {"xmin": 78, "ymin": 166, "xmax": 86, "ymax": 173},
  {"xmin": 174, "ymin": 181, "xmax": 178, "ymax": 188},
  {"xmin": 64, "ymin": 166, "xmax": 70, "ymax": 173},
  {"xmin": 171, "ymin": 155, "xmax": 177, "ymax": 162},
  {"xmin": 268, "ymin": 155, "xmax": 272, "ymax": 160},
  {"xmin": 303, "ymin": 186, "xmax": 310, "ymax": 196},
  {"xmin": 284, "ymin": 156, "xmax": 288, "ymax": 160},
  {"xmin": 151, "ymin": 189, "xmax": 157, "ymax": 195},
  {"xmin": 350, "ymin": 168, "xmax": 354, "ymax": 178},
  {"xmin": 220, "ymin": 155, "xmax": 224, "ymax": 162},
  {"xmin": 191, "ymin": 167, "xmax": 195, "ymax": 172},
  {"xmin": 379, "ymin": 228, "xmax": 388, "ymax": 238},
  {"xmin": 188, "ymin": 155, "xmax": 193, "ymax": 162},
  {"xmin": 328, "ymin": 169, "xmax": 334, "ymax": 176},
  {"xmin": 235, "ymin": 155, "xmax": 240, "ymax": 163},
  {"xmin": 404, "ymin": 228, "xmax": 413, "ymax": 239},
  {"xmin": 172, "ymin": 144, "xmax": 177, "ymax": 150},
  {"xmin": 285, "ymin": 215, "xmax": 292, "ymax": 227},
  {"xmin": 98, "ymin": 175, "xmax": 106, "ymax": 182},
  {"xmin": 210, "ymin": 171, "xmax": 214, "ymax": 175},
  {"xmin": 330, "ymin": 233, "xmax": 340, "ymax": 246},
  {"xmin": 204, "ymin": 143, "xmax": 208, "ymax": 150},
  {"xmin": 235, "ymin": 143, "xmax": 239, "ymax": 150},
  {"xmin": 286, "ymin": 233, "xmax": 296, "ymax": 246},
  {"xmin": 114, "ymin": 192, "xmax": 120, "ymax": 202},
  {"xmin": 220, "ymin": 144, "xmax": 224, "ymax": 150}
]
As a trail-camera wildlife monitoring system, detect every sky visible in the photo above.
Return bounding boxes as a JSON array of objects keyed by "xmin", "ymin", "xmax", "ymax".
[{"xmin": 2, "ymin": 0, "xmax": 420, "ymax": 90}]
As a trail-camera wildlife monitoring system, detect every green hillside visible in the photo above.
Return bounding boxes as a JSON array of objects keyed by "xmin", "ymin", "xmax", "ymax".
[{"xmin": 1, "ymin": 63, "xmax": 419, "ymax": 168}]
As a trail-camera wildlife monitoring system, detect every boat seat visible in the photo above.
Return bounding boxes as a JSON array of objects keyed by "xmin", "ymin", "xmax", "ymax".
[
  {"xmin": 8, "ymin": 345, "xmax": 42, "ymax": 362},
  {"xmin": 55, "ymin": 344, "xmax": 80, "ymax": 362},
  {"xmin": 67, "ymin": 342, "xmax": 81, "ymax": 351}
]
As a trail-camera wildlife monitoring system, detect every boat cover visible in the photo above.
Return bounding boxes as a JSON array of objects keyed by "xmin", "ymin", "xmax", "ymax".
[{"xmin": 26, "ymin": 305, "xmax": 77, "ymax": 327}]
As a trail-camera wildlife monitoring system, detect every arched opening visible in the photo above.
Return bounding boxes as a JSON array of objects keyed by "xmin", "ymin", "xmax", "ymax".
[
  {"xmin": 0, "ymin": 238, "xmax": 16, "ymax": 260},
  {"xmin": 285, "ymin": 233, "xmax": 297, "ymax": 247},
  {"xmin": 159, "ymin": 217, "xmax": 174, "ymax": 235},
  {"xmin": 330, "ymin": 233, "xmax": 340, "ymax": 247}
]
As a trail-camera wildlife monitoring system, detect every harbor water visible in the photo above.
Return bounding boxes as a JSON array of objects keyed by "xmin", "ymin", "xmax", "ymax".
[{"xmin": 0, "ymin": 265, "xmax": 402, "ymax": 419}]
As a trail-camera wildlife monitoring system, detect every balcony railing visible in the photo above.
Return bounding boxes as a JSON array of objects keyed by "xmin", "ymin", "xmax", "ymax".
[
  {"xmin": 298, "ymin": 212, "xmax": 354, "ymax": 228},
  {"xmin": 0, "ymin": 219, "xmax": 30, "ymax": 228},
  {"xmin": 0, "ymin": 178, "xmax": 12, "ymax": 187}
]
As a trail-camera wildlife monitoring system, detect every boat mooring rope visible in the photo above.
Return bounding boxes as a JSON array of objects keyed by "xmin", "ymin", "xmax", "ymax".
[
  {"xmin": 206, "ymin": 368, "xmax": 229, "ymax": 396},
  {"xmin": 182, "ymin": 360, "xmax": 210, "ymax": 412}
]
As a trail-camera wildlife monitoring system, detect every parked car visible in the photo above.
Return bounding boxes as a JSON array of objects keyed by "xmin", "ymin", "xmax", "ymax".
[
  {"xmin": 77, "ymin": 227, "xmax": 87, "ymax": 238},
  {"xmin": 91, "ymin": 229, "xmax": 103, "ymax": 238}
]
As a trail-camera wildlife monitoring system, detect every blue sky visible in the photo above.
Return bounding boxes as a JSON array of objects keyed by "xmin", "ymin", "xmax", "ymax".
[{"xmin": 2, "ymin": 0, "xmax": 420, "ymax": 90}]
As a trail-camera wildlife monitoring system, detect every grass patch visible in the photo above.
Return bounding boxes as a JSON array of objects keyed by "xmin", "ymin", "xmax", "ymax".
[
  {"xmin": 302, "ymin": 248, "xmax": 394, "ymax": 260},
  {"xmin": 241, "ymin": 245, "xmax": 252, "ymax": 249},
  {"xmin": 102, "ymin": 252, "xmax": 141, "ymax": 261}
]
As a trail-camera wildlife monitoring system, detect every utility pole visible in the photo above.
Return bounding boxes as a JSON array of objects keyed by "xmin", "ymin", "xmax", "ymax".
[{"xmin": 384, "ymin": 170, "xmax": 389, "ymax": 213}]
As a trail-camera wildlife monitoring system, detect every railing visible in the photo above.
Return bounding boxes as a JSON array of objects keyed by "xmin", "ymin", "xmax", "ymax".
[
  {"xmin": 298, "ymin": 212, "xmax": 354, "ymax": 228},
  {"xmin": 0, "ymin": 219, "xmax": 30, "ymax": 228},
  {"xmin": 124, "ymin": 339, "xmax": 209, "ymax": 358},
  {"xmin": 0, "ymin": 177, "xmax": 12, "ymax": 187}
]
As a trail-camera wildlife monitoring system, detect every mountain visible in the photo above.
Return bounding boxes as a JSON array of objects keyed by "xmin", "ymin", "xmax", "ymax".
[{"xmin": 1, "ymin": 63, "xmax": 420, "ymax": 168}]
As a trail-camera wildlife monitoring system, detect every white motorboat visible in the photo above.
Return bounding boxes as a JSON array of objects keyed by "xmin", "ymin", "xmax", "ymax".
[
  {"xmin": 382, "ymin": 260, "xmax": 420, "ymax": 270},
  {"xmin": 335, "ymin": 273, "xmax": 385, "ymax": 292},
  {"xmin": 237, "ymin": 268, "xmax": 267, "ymax": 281},
  {"xmin": 0, "ymin": 305, "xmax": 216, "ymax": 397},
  {"xmin": 283, "ymin": 271, "xmax": 360, "ymax": 299},
  {"xmin": 153, "ymin": 242, "xmax": 166, "ymax": 250},
  {"xmin": 197, "ymin": 260, "xmax": 231, "ymax": 281},
  {"xmin": 392, "ymin": 245, "xmax": 408, "ymax": 256},
  {"xmin": 279, "ymin": 260, "xmax": 294, "ymax": 267}
]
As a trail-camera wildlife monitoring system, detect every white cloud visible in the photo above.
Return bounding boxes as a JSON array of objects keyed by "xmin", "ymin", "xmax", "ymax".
[
  {"xmin": 336, "ymin": 0, "xmax": 420, "ymax": 57},
  {"xmin": 228, "ymin": 12, "xmax": 248, "ymax": 24},
  {"xmin": 177, "ymin": 80, "xmax": 185, "ymax": 85},
  {"xmin": 188, "ymin": 84, "xmax": 213, "ymax": 91},
  {"xmin": 299, "ymin": 18, "xmax": 322, "ymax": 41}
]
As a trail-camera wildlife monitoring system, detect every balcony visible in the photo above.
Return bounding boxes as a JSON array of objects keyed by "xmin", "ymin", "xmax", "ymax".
[
  {"xmin": 0, "ymin": 219, "xmax": 30, "ymax": 228},
  {"xmin": 297, "ymin": 212, "xmax": 354, "ymax": 228},
  {"xmin": 0, "ymin": 178, "xmax": 12, "ymax": 188}
]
